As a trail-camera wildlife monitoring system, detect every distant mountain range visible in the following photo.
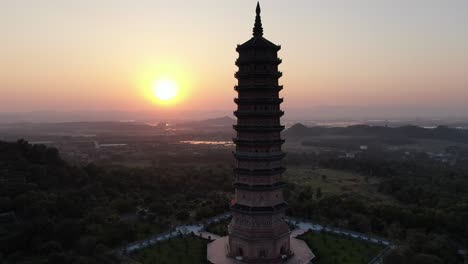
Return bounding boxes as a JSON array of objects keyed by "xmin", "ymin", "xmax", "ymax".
[
  {"xmin": 178, "ymin": 116, "xmax": 235, "ymax": 127},
  {"xmin": 1, "ymin": 106, "xmax": 468, "ymax": 124},
  {"xmin": 2, "ymin": 116, "xmax": 468, "ymax": 148},
  {"xmin": 284, "ymin": 123, "xmax": 468, "ymax": 144},
  {"xmin": 0, "ymin": 116, "xmax": 237, "ymax": 139},
  {"xmin": 0, "ymin": 110, "xmax": 232, "ymax": 124}
]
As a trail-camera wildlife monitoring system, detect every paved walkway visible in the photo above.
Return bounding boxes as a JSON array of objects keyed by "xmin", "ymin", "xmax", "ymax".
[
  {"xmin": 118, "ymin": 212, "xmax": 392, "ymax": 258},
  {"xmin": 119, "ymin": 213, "xmax": 231, "ymax": 254},
  {"xmin": 290, "ymin": 229, "xmax": 307, "ymax": 238},
  {"xmin": 287, "ymin": 217, "xmax": 392, "ymax": 246}
]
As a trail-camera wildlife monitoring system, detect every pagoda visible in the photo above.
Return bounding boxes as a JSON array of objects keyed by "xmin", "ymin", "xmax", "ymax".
[
  {"xmin": 228, "ymin": 2, "xmax": 289, "ymax": 263},
  {"xmin": 207, "ymin": 3, "xmax": 314, "ymax": 263}
]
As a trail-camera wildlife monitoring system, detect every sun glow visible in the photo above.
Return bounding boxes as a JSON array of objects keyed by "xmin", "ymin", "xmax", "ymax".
[
  {"xmin": 137, "ymin": 62, "xmax": 196, "ymax": 107},
  {"xmin": 153, "ymin": 79, "xmax": 179, "ymax": 102}
]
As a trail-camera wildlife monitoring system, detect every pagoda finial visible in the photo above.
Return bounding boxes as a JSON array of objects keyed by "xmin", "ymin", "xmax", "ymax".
[{"xmin": 253, "ymin": 1, "xmax": 263, "ymax": 37}]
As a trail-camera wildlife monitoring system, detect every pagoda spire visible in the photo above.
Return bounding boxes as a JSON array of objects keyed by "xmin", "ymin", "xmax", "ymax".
[{"xmin": 253, "ymin": 2, "xmax": 263, "ymax": 37}]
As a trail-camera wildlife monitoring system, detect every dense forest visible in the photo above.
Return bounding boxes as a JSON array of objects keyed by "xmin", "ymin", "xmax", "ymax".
[
  {"xmin": 0, "ymin": 140, "xmax": 231, "ymax": 263},
  {"xmin": 1, "ymin": 138, "xmax": 467, "ymax": 263},
  {"xmin": 285, "ymin": 151, "xmax": 468, "ymax": 264},
  {"xmin": 285, "ymin": 123, "xmax": 468, "ymax": 144}
]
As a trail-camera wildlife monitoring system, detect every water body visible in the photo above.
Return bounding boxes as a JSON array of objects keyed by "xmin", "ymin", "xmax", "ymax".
[
  {"xmin": 99, "ymin": 144, "xmax": 127, "ymax": 147},
  {"xmin": 180, "ymin": 141, "xmax": 234, "ymax": 147}
]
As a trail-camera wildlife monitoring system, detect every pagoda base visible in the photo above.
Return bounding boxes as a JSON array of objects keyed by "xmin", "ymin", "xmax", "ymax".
[{"xmin": 207, "ymin": 236, "xmax": 314, "ymax": 264}]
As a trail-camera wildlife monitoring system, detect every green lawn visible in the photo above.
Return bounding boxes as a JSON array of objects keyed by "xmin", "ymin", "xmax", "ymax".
[
  {"xmin": 131, "ymin": 235, "xmax": 209, "ymax": 264},
  {"xmin": 298, "ymin": 231, "xmax": 385, "ymax": 264},
  {"xmin": 129, "ymin": 231, "xmax": 384, "ymax": 264}
]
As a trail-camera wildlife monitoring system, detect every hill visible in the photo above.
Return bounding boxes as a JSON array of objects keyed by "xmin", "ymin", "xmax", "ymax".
[
  {"xmin": 178, "ymin": 116, "xmax": 235, "ymax": 127},
  {"xmin": 284, "ymin": 123, "xmax": 468, "ymax": 144}
]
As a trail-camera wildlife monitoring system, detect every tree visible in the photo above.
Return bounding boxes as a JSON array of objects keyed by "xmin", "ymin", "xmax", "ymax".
[
  {"xmin": 316, "ymin": 187, "xmax": 323, "ymax": 199},
  {"xmin": 298, "ymin": 186, "xmax": 313, "ymax": 202},
  {"xmin": 39, "ymin": 241, "xmax": 62, "ymax": 255},
  {"xmin": 384, "ymin": 249, "xmax": 408, "ymax": 264},
  {"xmin": 176, "ymin": 211, "xmax": 190, "ymax": 221},
  {"xmin": 111, "ymin": 198, "xmax": 133, "ymax": 214},
  {"xmin": 411, "ymin": 254, "xmax": 444, "ymax": 264}
]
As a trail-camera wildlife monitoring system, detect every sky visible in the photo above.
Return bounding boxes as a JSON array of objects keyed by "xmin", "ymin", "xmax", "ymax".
[{"xmin": 1, "ymin": 0, "xmax": 468, "ymax": 119}]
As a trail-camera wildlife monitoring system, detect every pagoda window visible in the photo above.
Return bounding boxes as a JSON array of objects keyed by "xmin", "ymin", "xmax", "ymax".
[{"xmin": 259, "ymin": 249, "xmax": 267, "ymax": 258}]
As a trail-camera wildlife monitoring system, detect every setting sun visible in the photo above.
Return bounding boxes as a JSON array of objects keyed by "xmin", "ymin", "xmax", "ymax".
[
  {"xmin": 137, "ymin": 63, "xmax": 194, "ymax": 107},
  {"xmin": 152, "ymin": 79, "xmax": 180, "ymax": 103}
]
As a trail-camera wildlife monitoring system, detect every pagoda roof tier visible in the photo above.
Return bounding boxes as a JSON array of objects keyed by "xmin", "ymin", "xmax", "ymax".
[
  {"xmin": 233, "ymin": 151, "xmax": 286, "ymax": 161},
  {"xmin": 233, "ymin": 181, "xmax": 286, "ymax": 191},
  {"xmin": 235, "ymin": 57, "xmax": 282, "ymax": 66},
  {"xmin": 231, "ymin": 202, "xmax": 288, "ymax": 214},
  {"xmin": 233, "ymin": 138, "xmax": 285, "ymax": 146},
  {"xmin": 235, "ymin": 71, "xmax": 282, "ymax": 79},
  {"xmin": 233, "ymin": 124, "xmax": 285, "ymax": 132},
  {"xmin": 234, "ymin": 110, "xmax": 284, "ymax": 117},
  {"xmin": 234, "ymin": 98, "xmax": 283, "ymax": 104},
  {"xmin": 234, "ymin": 85, "xmax": 283, "ymax": 91},
  {"xmin": 236, "ymin": 38, "xmax": 281, "ymax": 51},
  {"xmin": 234, "ymin": 167, "xmax": 286, "ymax": 176}
]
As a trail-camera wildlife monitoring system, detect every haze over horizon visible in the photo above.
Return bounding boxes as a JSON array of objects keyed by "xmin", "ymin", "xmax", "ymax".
[
  {"xmin": 2, "ymin": 0, "xmax": 468, "ymax": 120},
  {"xmin": 1, "ymin": 106, "xmax": 468, "ymax": 124}
]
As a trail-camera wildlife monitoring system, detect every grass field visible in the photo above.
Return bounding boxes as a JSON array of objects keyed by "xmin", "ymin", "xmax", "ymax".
[
  {"xmin": 131, "ymin": 235, "xmax": 209, "ymax": 264},
  {"xmin": 299, "ymin": 231, "xmax": 385, "ymax": 264},
  {"xmin": 284, "ymin": 167, "xmax": 393, "ymax": 203}
]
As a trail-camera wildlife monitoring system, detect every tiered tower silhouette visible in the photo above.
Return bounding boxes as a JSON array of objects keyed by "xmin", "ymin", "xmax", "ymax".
[
  {"xmin": 207, "ymin": 3, "xmax": 314, "ymax": 263},
  {"xmin": 228, "ymin": 2, "xmax": 290, "ymax": 263}
]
